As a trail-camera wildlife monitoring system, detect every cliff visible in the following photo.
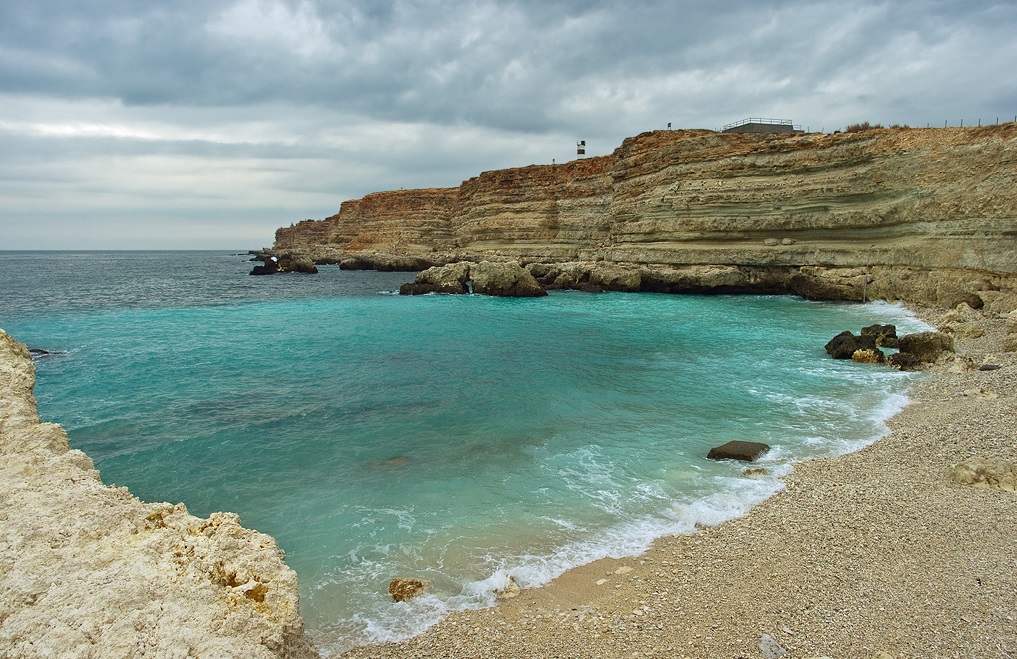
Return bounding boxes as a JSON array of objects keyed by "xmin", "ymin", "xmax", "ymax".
[
  {"xmin": 274, "ymin": 125, "xmax": 1017, "ymax": 310},
  {"xmin": 0, "ymin": 330, "xmax": 318, "ymax": 658}
]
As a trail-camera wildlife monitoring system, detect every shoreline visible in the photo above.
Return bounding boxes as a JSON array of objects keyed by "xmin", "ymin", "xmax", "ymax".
[{"xmin": 342, "ymin": 305, "xmax": 1017, "ymax": 658}]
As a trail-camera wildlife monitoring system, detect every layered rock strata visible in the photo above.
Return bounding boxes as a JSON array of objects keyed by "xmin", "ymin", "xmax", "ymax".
[
  {"xmin": 274, "ymin": 125, "xmax": 1017, "ymax": 310},
  {"xmin": 0, "ymin": 330, "xmax": 318, "ymax": 658}
]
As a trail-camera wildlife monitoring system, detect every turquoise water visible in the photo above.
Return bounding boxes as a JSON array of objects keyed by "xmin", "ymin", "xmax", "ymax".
[{"xmin": 0, "ymin": 252, "xmax": 929, "ymax": 654}]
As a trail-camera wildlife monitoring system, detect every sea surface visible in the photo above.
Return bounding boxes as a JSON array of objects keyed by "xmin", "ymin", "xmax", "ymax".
[{"xmin": 0, "ymin": 251, "xmax": 930, "ymax": 654}]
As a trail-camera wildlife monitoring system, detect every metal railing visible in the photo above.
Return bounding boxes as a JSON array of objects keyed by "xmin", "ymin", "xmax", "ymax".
[{"xmin": 722, "ymin": 117, "xmax": 795, "ymax": 131}]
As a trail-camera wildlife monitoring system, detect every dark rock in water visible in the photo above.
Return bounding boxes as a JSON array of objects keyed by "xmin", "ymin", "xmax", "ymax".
[
  {"xmin": 278, "ymin": 256, "xmax": 318, "ymax": 274},
  {"xmin": 860, "ymin": 323, "xmax": 898, "ymax": 348},
  {"xmin": 388, "ymin": 578, "xmax": 425, "ymax": 602},
  {"xmin": 249, "ymin": 255, "xmax": 280, "ymax": 275},
  {"xmin": 887, "ymin": 352, "xmax": 923, "ymax": 371},
  {"xmin": 824, "ymin": 331, "xmax": 876, "ymax": 359},
  {"xmin": 978, "ymin": 364, "xmax": 1002, "ymax": 371},
  {"xmin": 249, "ymin": 253, "xmax": 318, "ymax": 274},
  {"xmin": 707, "ymin": 441, "xmax": 770, "ymax": 462},
  {"xmin": 897, "ymin": 331, "xmax": 955, "ymax": 362},
  {"xmin": 28, "ymin": 348, "xmax": 61, "ymax": 361}
]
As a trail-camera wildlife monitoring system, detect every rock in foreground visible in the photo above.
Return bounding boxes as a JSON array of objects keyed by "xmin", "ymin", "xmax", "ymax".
[{"xmin": 0, "ymin": 330, "xmax": 318, "ymax": 658}]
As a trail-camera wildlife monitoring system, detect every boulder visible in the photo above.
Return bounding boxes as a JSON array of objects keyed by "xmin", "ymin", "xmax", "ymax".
[
  {"xmin": 278, "ymin": 256, "xmax": 318, "ymax": 274},
  {"xmin": 852, "ymin": 348, "xmax": 885, "ymax": 364},
  {"xmin": 824, "ymin": 331, "xmax": 877, "ymax": 359},
  {"xmin": 887, "ymin": 352, "xmax": 923, "ymax": 371},
  {"xmin": 388, "ymin": 578, "xmax": 426, "ymax": 602},
  {"xmin": 414, "ymin": 262, "xmax": 472, "ymax": 294},
  {"xmin": 860, "ymin": 323, "xmax": 898, "ymax": 348},
  {"xmin": 950, "ymin": 458, "xmax": 1017, "ymax": 491},
  {"xmin": 896, "ymin": 331, "xmax": 955, "ymax": 362},
  {"xmin": 249, "ymin": 256, "xmax": 280, "ymax": 275},
  {"xmin": 707, "ymin": 441, "xmax": 770, "ymax": 462},
  {"xmin": 469, "ymin": 261, "xmax": 547, "ymax": 297}
]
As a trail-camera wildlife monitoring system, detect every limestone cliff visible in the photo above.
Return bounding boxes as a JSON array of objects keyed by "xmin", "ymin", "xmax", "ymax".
[
  {"xmin": 274, "ymin": 125, "xmax": 1017, "ymax": 310},
  {"xmin": 0, "ymin": 330, "xmax": 318, "ymax": 658}
]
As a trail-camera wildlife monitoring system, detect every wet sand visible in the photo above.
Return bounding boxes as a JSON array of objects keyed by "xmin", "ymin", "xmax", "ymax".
[{"xmin": 342, "ymin": 307, "xmax": 1017, "ymax": 658}]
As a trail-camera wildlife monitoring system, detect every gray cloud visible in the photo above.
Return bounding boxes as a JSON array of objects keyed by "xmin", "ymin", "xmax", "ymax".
[{"xmin": 1, "ymin": 0, "xmax": 1015, "ymax": 248}]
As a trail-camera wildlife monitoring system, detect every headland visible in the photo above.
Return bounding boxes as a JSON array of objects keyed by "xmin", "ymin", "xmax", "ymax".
[{"xmin": 270, "ymin": 125, "xmax": 1017, "ymax": 313}]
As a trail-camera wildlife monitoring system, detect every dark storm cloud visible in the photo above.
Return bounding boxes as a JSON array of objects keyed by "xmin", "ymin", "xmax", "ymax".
[{"xmin": 1, "ymin": 1, "xmax": 1015, "ymax": 248}]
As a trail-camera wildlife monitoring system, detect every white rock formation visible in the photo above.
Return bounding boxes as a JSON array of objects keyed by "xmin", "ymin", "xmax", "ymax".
[{"xmin": 0, "ymin": 330, "xmax": 318, "ymax": 658}]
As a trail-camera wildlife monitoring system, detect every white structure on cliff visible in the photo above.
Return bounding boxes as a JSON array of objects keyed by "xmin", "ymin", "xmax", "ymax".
[{"xmin": 722, "ymin": 118, "xmax": 803, "ymax": 134}]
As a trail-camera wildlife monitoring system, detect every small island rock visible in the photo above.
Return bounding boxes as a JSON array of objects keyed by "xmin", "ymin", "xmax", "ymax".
[{"xmin": 707, "ymin": 441, "xmax": 770, "ymax": 462}]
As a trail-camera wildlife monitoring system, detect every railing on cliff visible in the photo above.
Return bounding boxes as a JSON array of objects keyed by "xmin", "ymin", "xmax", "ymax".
[{"xmin": 722, "ymin": 117, "xmax": 803, "ymax": 131}]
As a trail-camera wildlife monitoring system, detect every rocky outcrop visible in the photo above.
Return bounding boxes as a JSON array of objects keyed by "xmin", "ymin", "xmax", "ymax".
[
  {"xmin": 272, "ymin": 125, "xmax": 1017, "ymax": 311},
  {"xmin": 0, "ymin": 330, "xmax": 318, "ymax": 658},
  {"xmin": 250, "ymin": 253, "xmax": 319, "ymax": 275},
  {"xmin": 400, "ymin": 261, "xmax": 547, "ymax": 297}
]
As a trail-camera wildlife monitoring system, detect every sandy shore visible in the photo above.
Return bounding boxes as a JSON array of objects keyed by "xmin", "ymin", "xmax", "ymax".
[{"xmin": 343, "ymin": 307, "xmax": 1017, "ymax": 659}]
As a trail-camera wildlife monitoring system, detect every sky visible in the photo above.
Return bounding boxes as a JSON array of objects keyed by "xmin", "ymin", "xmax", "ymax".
[{"xmin": 2, "ymin": 1, "xmax": 1015, "ymax": 250}]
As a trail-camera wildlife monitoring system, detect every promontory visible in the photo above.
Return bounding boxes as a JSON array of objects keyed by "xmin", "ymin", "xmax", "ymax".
[{"xmin": 271, "ymin": 125, "xmax": 1017, "ymax": 311}]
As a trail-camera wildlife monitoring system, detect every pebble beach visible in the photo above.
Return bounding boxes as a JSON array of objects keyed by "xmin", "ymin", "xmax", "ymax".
[{"xmin": 342, "ymin": 307, "xmax": 1017, "ymax": 659}]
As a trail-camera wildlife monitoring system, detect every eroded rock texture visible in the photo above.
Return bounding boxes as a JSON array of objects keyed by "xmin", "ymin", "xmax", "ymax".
[
  {"xmin": 273, "ymin": 126, "xmax": 1017, "ymax": 311},
  {"xmin": 0, "ymin": 330, "xmax": 318, "ymax": 658}
]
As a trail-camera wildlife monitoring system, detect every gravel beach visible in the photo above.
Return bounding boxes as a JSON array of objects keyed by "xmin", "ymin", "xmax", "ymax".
[{"xmin": 343, "ymin": 307, "xmax": 1017, "ymax": 659}]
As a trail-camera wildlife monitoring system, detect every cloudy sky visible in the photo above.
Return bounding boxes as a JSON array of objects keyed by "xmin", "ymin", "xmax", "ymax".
[{"xmin": 2, "ymin": 0, "xmax": 1015, "ymax": 249}]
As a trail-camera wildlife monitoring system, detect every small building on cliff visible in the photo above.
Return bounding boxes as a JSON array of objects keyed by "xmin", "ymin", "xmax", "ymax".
[{"xmin": 722, "ymin": 118, "xmax": 803, "ymax": 134}]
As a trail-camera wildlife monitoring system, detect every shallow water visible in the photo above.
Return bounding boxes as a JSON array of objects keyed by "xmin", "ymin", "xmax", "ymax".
[{"xmin": 0, "ymin": 251, "xmax": 929, "ymax": 654}]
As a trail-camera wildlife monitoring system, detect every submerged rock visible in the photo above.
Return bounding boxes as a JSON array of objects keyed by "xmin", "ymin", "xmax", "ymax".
[
  {"xmin": 389, "ymin": 578, "xmax": 426, "ymax": 602},
  {"xmin": 707, "ymin": 441, "xmax": 770, "ymax": 462}
]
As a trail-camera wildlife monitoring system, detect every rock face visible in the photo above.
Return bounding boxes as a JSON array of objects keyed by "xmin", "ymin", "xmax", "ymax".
[
  {"xmin": 272, "ymin": 126, "xmax": 1017, "ymax": 311},
  {"xmin": 0, "ymin": 330, "xmax": 318, "ymax": 658}
]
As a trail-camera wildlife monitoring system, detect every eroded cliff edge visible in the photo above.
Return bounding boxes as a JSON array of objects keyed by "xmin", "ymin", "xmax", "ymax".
[
  {"xmin": 0, "ymin": 330, "xmax": 318, "ymax": 658},
  {"xmin": 274, "ymin": 125, "xmax": 1017, "ymax": 310}
]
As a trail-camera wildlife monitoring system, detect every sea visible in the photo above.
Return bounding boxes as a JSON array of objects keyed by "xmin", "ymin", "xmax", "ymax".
[{"xmin": 0, "ymin": 251, "xmax": 930, "ymax": 654}]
